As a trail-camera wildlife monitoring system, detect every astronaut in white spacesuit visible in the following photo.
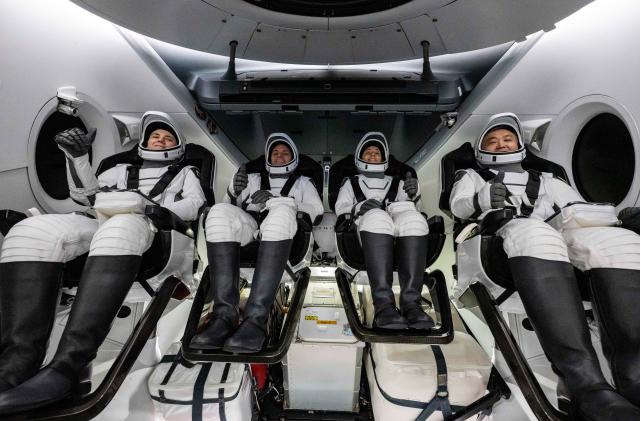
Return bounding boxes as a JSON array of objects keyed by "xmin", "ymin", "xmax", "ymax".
[
  {"xmin": 450, "ymin": 113, "xmax": 640, "ymax": 419},
  {"xmin": 190, "ymin": 133, "xmax": 323, "ymax": 353},
  {"xmin": 0, "ymin": 112, "xmax": 205, "ymax": 413},
  {"xmin": 334, "ymin": 132, "xmax": 433, "ymax": 330}
]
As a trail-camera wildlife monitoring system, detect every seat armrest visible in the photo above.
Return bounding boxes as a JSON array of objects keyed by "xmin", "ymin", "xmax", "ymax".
[
  {"xmin": 479, "ymin": 209, "xmax": 515, "ymax": 235},
  {"xmin": 335, "ymin": 213, "xmax": 353, "ymax": 233},
  {"xmin": 0, "ymin": 209, "xmax": 27, "ymax": 236},
  {"xmin": 427, "ymin": 215, "xmax": 445, "ymax": 235},
  {"xmin": 145, "ymin": 205, "xmax": 192, "ymax": 237},
  {"xmin": 296, "ymin": 211, "xmax": 313, "ymax": 232}
]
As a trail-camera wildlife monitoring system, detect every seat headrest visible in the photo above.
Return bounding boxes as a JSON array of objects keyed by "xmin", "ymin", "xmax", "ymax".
[
  {"xmin": 328, "ymin": 154, "xmax": 417, "ymax": 211},
  {"xmin": 96, "ymin": 144, "xmax": 216, "ymax": 206},
  {"xmin": 439, "ymin": 142, "xmax": 569, "ymax": 216},
  {"xmin": 243, "ymin": 154, "xmax": 324, "ymax": 198}
]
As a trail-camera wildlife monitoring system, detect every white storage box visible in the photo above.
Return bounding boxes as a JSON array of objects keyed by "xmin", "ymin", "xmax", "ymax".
[
  {"xmin": 148, "ymin": 344, "xmax": 254, "ymax": 421},
  {"xmin": 365, "ymin": 332, "xmax": 492, "ymax": 421},
  {"xmin": 283, "ymin": 281, "xmax": 365, "ymax": 412}
]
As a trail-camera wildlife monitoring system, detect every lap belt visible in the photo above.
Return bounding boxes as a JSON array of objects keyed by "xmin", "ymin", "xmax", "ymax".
[{"xmin": 368, "ymin": 345, "xmax": 463, "ymax": 420}]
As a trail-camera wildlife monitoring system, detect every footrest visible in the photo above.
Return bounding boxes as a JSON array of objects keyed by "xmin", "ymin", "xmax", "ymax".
[
  {"xmin": 181, "ymin": 268, "xmax": 310, "ymax": 364},
  {"xmin": 335, "ymin": 268, "xmax": 454, "ymax": 344}
]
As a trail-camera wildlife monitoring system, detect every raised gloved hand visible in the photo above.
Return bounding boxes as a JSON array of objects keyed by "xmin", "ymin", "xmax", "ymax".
[
  {"xmin": 232, "ymin": 164, "xmax": 248, "ymax": 196},
  {"xmin": 478, "ymin": 178, "xmax": 507, "ymax": 211},
  {"xmin": 618, "ymin": 207, "xmax": 640, "ymax": 231},
  {"xmin": 251, "ymin": 190, "xmax": 274, "ymax": 205},
  {"xmin": 357, "ymin": 198, "xmax": 383, "ymax": 216},
  {"xmin": 403, "ymin": 171, "xmax": 419, "ymax": 198},
  {"xmin": 54, "ymin": 127, "xmax": 96, "ymax": 158}
]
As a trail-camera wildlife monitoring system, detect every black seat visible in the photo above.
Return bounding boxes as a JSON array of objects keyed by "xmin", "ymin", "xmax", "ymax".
[
  {"xmin": 439, "ymin": 142, "xmax": 591, "ymax": 298},
  {"xmin": 181, "ymin": 154, "xmax": 321, "ymax": 363},
  {"xmin": 328, "ymin": 154, "xmax": 446, "ymax": 271},
  {"xmin": 327, "ymin": 154, "xmax": 451, "ymax": 344},
  {"xmin": 439, "ymin": 142, "xmax": 578, "ymax": 420},
  {"xmin": 60, "ymin": 144, "xmax": 216, "ymax": 297},
  {"xmin": 237, "ymin": 154, "xmax": 322, "ymax": 268}
]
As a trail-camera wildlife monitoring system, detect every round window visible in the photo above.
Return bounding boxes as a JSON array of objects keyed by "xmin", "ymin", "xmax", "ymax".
[
  {"xmin": 572, "ymin": 113, "xmax": 634, "ymax": 205},
  {"xmin": 35, "ymin": 112, "xmax": 88, "ymax": 200}
]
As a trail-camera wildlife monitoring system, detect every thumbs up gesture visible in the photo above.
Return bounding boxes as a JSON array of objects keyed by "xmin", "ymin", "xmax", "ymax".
[
  {"xmin": 402, "ymin": 171, "xmax": 419, "ymax": 198},
  {"xmin": 232, "ymin": 164, "xmax": 248, "ymax": 197}
]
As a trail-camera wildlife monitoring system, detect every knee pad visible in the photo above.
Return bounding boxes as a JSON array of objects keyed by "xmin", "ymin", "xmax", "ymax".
[
  {"xmin": 205, "ymin": 203, "xmax": 257, "ymax": 244},
  {"xmin": 499, "ymin": 218, "xmax": 569, "ymax": 262},
  {"xmin": 393, "ymin": 210, "xmax": 429, "ymax": 237},
  {"xmin": 565, "ymin": 227, "xmax": 640, "ymax": 271},
  {"xmin": 358, "ymin": 209, "xmax": 394, "ymax": 236},
  {"xmin": 90, "ymin": 214, "xmax": 155, "ymax": 256},
  {"xmin": 1, "ymin": 214, "xmax": 97, "ymax": 263},
  {"xmin": 260, "ymin": 204, "xmax": 297, "ymax": 241}
]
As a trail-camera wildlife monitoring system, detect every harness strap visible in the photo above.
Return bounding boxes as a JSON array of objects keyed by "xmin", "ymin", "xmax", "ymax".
[
  {"xmin": 260, "ymin": 171, "xmax": 270, "ymax": 191},
  {"xmin": 349, "ymin": 176, "xmax": 367, "ymax": 203},
  {"xmin": 384, "ymin": 177, "xmax": 401, "ymax": 204},
  {"xmin": 280, "ymin": 171, "xmax": 300, "ymax": 197},
  {"xmin": 260, "ymin": 170, "xmax": 300, "ymax": 197},
  {"xmin": 520, "ymin": 170, "xmax": 541, "ymax": 217},
  {"xmin": 125, "ymin": 164, "xmax": 183, "ymax": 199},
  {"xmin": 148, "ymin": 165, "xmax": 181, "ymax": 198},
  {"xmin": 126, "ymin": 165, "xmax": 140, "ymax": 190},
  {"xmin": 350, "ymin": 176, "xmax": 401, "ymax": 204},
  {"xmin": 477, "ymin": 169, "xmax": 542, "ymax": 217}
]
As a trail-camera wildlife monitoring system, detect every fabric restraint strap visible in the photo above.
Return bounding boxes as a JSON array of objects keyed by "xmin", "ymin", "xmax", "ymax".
[
  {"xmin": 148, "ymin": 165, "xmax": 180, "ymax": 198},
  {"xmin": 260, "ymin": 170, "xmax": 300, "ymax": 197},
  {"xmin": 415, "ymin": 345, "xmax": 452, "ymax": 420},
  {"xmin": 349, "ymin": 177, "xmax": 367, "ymax": 203},
  {"xmin": 192, "ymin": 363, "xmax": 213, "ymax": 421},
  {"xmin": 217, "ymin": 363, "xmax": 231, "ymax": 421},
  {"xmin": 349, "ymin": 176, "xmax": 401, "ymax": 204},
  {"xmin": 126, "ymin": 165, "xmax": 140, "ymax": 190},
  {"xmin": 476, "ymin": 169, "xmax": 541, "ymax": 217},
  {"xmin": 126, "ymin": 164, "xmax": 182, "ymax": 199},
  {"xmin": 383, "ymin": 177, "xmax": 401, "ymax": 204},
  {"xmin": 520, "ymin": 170, "xmax": 540, "ymax": 217},
  {"xmin": 368, "ymin": 345, "xmax": 460, "ymax": 419}
]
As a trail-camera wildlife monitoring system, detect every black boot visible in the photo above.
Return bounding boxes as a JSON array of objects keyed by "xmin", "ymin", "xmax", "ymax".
[
  {"xmin": 223, "ymin": 240, "xmax": 292, "ymax": 354},
  {"xmin": 0, "ymin": 262, "xmax": 63, "ymax": 392},
  {"xmin": 190, "ymin": 242, "xmax": 241, "ymax": 350},
  {"xmin": 0, "ymin": 255, "xmax": 141, "ymax": 414},
  {"xmin": 590, "ymin": 268, "xmax": 640, "ymax": 407},
  {"xmin": 509, "ymin": 257, "xmax": 640, "ymax": 421},
  {"xmin": 396, "ymin": 235, "xmax": 434, "ymax": 329},
  {"xmin": 361, "ymin": 232, "xmax": 407, "ymax": 329}
]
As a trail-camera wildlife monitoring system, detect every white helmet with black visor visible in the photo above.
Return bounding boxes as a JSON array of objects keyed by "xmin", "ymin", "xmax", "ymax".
[
  {"xmin": 355, "ymin": 132, "xmax": 389, "ymax": 174},
  {"xmin": 475, "ymin": 112, "xmax": 526, "ymax": 166},
  {"xmin": 265, "ymin": 132, "xmax": 299, "ymax": 175},
  {"xmin": 138, "ymin": 111, "xmax": 185, "ymax": 162}
]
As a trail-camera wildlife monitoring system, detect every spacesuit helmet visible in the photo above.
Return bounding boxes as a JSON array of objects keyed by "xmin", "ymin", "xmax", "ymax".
[
  {"xmin": 355, "ymin": 132, "xmax": 389, "ymax": 174},
  {"xmin": 265, "ymin": 132, "xmax": 299, "ymax": 175},
  {"xmin": 475, "ymin": 112, "xmax": 526, "ymax": 166},
  {"xmin": 138, "ymin": 111, "xmax": 185, "ymax": 162}
]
